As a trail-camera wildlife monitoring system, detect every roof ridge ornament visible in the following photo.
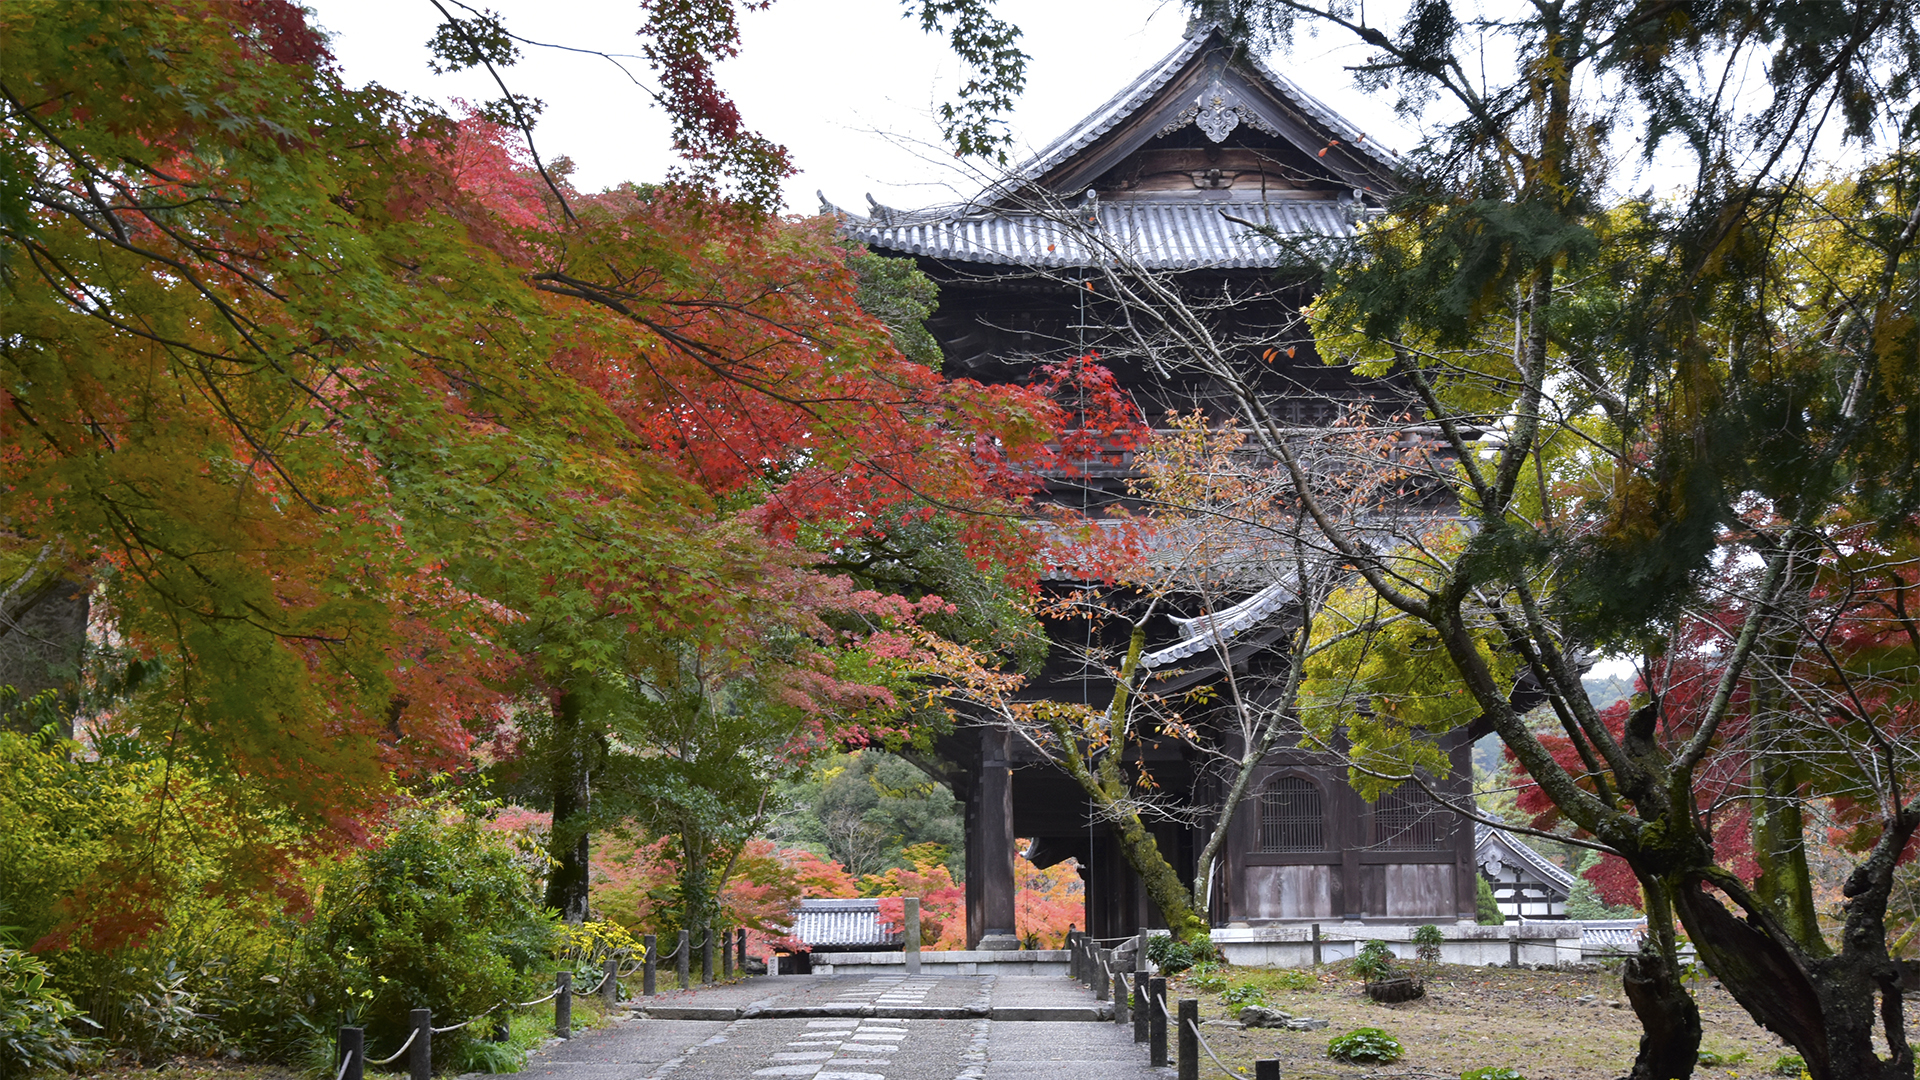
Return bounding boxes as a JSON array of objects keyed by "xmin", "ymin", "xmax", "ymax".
[{"xmin": 1159, "ymin": 77, "xmax": 1281, "ymax": 143}]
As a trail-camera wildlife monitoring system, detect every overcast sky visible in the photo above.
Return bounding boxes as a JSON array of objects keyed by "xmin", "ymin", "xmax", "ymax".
[{"xmin": 307, "ymin": 0, "xmax": 1420, "ymax": 214}]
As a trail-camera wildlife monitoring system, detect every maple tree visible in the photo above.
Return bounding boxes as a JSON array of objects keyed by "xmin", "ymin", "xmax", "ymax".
[{"xmin": 0, "ymin": 0, "xmax": 1077, "ymax": 958}]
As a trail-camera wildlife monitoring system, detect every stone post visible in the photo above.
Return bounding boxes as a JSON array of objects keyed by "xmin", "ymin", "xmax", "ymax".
[
  {"xmin": 408, "ymin": 1009, "xmax": 431, "ymax": 1080},
  {"xmin": 338, "ymin": 1026, "xmax": 364, "ymax": 1080},
  {"xmin": 554, "ymin": 971, "xmax": 572, "ymax": 1039},
  {"xmin": 676, "ymin": 929, "xmax": 690, "ymax": 990},
  {"xmin": 1148, "ymin": 976, "xmax": 1168, "ymax": 1067},
  {"xmin": 643, "ymin": 934, "xmax": 657, "ymax": 996},
  {"xmin": 904, "ymin": 897, "xmax": 922, "ymax": 975},
  {"xmin": 1177, "ymin": 998, "xmax": 1198, "ymax": 1080}
]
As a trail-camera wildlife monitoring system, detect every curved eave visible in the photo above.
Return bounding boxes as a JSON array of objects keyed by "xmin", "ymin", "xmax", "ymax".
[{"xmin": 835, "ymin": 199, "xmax": 1358, "ymax": 272}]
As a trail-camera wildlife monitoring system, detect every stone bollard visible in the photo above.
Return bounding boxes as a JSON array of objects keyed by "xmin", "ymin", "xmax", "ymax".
[
  {"xmin": 1148, "ymin": 976, "xmax": 1168, "ymax": 1067},
  {"xmin": 676, "ymin": 929, "xmax": 690, "ymax": 990},
  {"xmin": 1255, "ymin": 1060, "xmax": 1280, "ymax": 1080},
  {"xmin": 1177, "ymin": 998, "xmax": 1198, "ymax": 1080},
  {"xmin": 701, "ymin": 928, "xmax": 715, "ymax": 984},
  {"xmin": 722, "ymin": 929, "xmax": 733, "ymax": 980},
  {"xmin": 643, "ymin": 934, "xmax": 657, "ymax": 997},
  {"xmin": 1094, "ymin": 949, "xmax": 1109, "ymax": 1001},
  {"xmin": 1133, "ymin": 970, "xmax": 1149, "ymax": 1043},
  {"xmin": 904, "ymin": 898, "xmax": 922, "ymax": 976},
  {"xmin": 1312, "ymin": 922, "xmax": 1323, "ymax": 967},
  {"xmin": 408, "ymin": 1008, "xmax": 431, "ymax": 1080},
  {"xmin": 602, "ymin": 955, "xmax": 621, "ymax": 1008},
  {"xmin": 555, "ymin": 971, "xmax": 572, "ymax": 1039},
  {"xmin": 1112, "ymin": 971, "xmax": 1129, "ymax": 1025},
  {"xmin": 338, "ymin": 1026, "xmax": 364, "ymax": 1080},
  {"xmin": 736, "ymin": 929, "xmax": 746, "ymax": 976}
]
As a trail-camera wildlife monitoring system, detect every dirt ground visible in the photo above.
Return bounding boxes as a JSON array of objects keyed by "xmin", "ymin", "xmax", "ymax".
[{"xmin": 1169, "ymin": 962, "xmax": 1813, "ymax": 1080}]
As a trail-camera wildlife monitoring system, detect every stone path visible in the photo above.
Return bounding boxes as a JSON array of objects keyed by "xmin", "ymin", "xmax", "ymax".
[{"xmin": 483, "ymin": 974, "xmax": 1169, "ymax": 1080}]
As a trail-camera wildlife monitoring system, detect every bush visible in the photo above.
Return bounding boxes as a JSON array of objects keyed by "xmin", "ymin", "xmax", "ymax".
[
  {"xmin": 1146, "ymin": 934, "xmax": 1216, "ymax": 974},
  {"xmin": 0, "ymin": 946, "xmax": 95, "ymax": 1079},
  {"xmin": 1328, "ymin": 1026, "xmax": 1403, "ymax": 1064},
  {"xmin": 306, "ymin": 802, "xmax": 558, "ymax": 1070},
  {"xmin": 1187, "ymin": 962, "xmax": 1227, "ymax": 992},
  {"xmin": 1462, "ymin": 1069, "xmax": 1525, "ymax": 1080},
  {"xmin": 1697, "ymin": 1048, "xmax": 1749, "ymax": 1067},
  {"xmin": 1413, "ymin": 924, "xmax": 1444, "ymax": 967},
  {"xmin": 1352, "ymin": 939, "xmax": 1397, "ymax": 981},
  {"xmin": 1221, "ymin": 983, "xmax": 1268, "ymax": 1015},
  {"xmin": 1475, "ymin": 875, "xmax": 1506, "ymax": 925},
  {"xmin": 1772, "ymin": 1053, "xmax": 1807, "ymax": 1076}
]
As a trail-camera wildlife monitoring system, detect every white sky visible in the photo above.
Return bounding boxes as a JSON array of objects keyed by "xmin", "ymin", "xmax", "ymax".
[{"xmin": 308, "ymin": 0, "xmax": 1420, "ymax": 214}]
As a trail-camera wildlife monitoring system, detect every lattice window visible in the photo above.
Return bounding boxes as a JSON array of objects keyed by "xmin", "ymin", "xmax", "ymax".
[
  {"xmin": 1258, "ymin": 777, "xmax": 1325, "ymax": 852},
  {"xmin": 1375, "ymin": 786, "xmax": 1450, "ymax": 850}
]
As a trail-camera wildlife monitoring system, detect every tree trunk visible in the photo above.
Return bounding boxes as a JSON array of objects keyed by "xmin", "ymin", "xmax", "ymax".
[
  {"xmin": 543, "ymin": 688, "xmax": 591, "ymax": 923},
  {"xmin": 1671, "ymin": 873, "xmax": 1915, "ymax": 1080},
  {"xmin": 1621, "ymin": 885, "xmax": 1702, "ymax": 1080}
]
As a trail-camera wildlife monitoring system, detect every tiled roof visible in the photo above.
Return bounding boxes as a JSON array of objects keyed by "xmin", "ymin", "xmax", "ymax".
[
  {"xmin": 837, "ymin": 197, "xmax": 1357, "ymax": 271},
  {"xmin": 1143, "ymin": 576, "xmax": 1298, "ymax": 668},
  {"xmin": 1475, "ymin": 823, "xmax": 1577, "ymax": 895},
  {"xmin": 1011, "ymin": 24, "xmax": 1400, "ymax": 188},
  {"xmin": 789, "ymin": 898, "xmax": 902, "ymax": 948}
]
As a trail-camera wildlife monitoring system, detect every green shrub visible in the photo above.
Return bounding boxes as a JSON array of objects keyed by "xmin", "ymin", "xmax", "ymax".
[
  {"xmin": 1772, "ymin": 1053, "xmax": 1807, "ymax": 1076},
  {"xmin": 1328, "ymin": 1026, "xmax": 1403, "ymax": 1064},
  {"xmin": 1146, "ymin": 934, "xmax": 1216, "ymax": 975},
  {"xmin": 1187, "ymin": 962, "xmax": 1227, "ymax": 992},
  {"xmin": 1461, "ymin": 1068, "xmax": 1525, "ymax": 1080},
  {"xmin": 1697, "ymin": 1048, "xmax": 1749, "ymax": 1067},
  {"xmin": 1220, "ymin": 983, "xmax": 1269, "ymax": 1014},
  {"xmin": 0, "ymin": 946, "xmax": 95, "ymax": 1079},
  {"xmin": 306, "ymin": 802, "xmax": 558, "ymax": 1071},
  {"xmin": 1476, "ymin": 875, "xmax": 1506, "ymax": 925},
  {"xmin": 1413, "ymin": 924, "xmax": 1444, "ymax": 968},
  {"xmin": 1352, "ymin": 939, "xmax": 1397, "ymax": 981}
]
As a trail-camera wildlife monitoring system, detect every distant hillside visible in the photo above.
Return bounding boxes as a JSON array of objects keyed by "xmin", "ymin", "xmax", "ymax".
[
  {"xmin": 1583, "ymin": 674, "xmax": 1635, "ymax": 715},
  {"xmin": 1475, "ymin": 674, "xmax": 1637, "ymax": 775}
]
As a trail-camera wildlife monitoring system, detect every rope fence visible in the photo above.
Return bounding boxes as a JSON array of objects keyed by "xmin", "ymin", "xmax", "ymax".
[
  {"xmin": 333, "ymin": 1053, "xmax": 352, "ymax": 1080},
  {"xmin": 364, "ymin": 1026, "xmax": 418, "ymax": 1067}
]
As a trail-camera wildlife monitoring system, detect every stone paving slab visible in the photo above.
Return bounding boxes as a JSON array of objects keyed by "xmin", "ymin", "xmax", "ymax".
[
  {"xmin": 483, "ymin": 974, "xmax": 1167, "ymax": 1080},
  {"xmin": 980, "ymin": 1020, "xmax": 1172, "ymax": 1080}
]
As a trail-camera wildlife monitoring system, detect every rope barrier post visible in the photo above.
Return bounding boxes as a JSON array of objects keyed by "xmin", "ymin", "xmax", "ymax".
[
  {"xmin": 338, "ymin": 1026, "xmax": 364, "ymax": 1080},
  {"xmin": 904, "ymin": 898, "xmax": 922, "ymax": 976},
  {"xmin": 1177, "ymin": 998, "xmax": 1199, "ymax": 1080},
  {"xmin": 701, "ymin": 927, "xmax": 715, "ymax": 984},
  {"xmin": 554, "ymin": 971, "xmax": 572, "ymax": 1039},
  {"xmin": 1254, "ymin": 1059, "xmax": 1279, "ymax": 1080},
  {"xmin": 1312, "ymin": 922, "xmax": 1322, "ymax": 967},
  {"xmin": 643, "ymin": 934, "xmax": 657, "ymax": 997},
  {"xmin": 1148, "ymin": 977, "xmax": 1168, "ymax": 1067},
  {"xmin": 735, "ymin": 929, "xmax": 745, "ymax": 977},
  {"xmin": 1133, "ymin": 971, "xmax": 1149, "ymax": 1043},
  {"xmin": 408, "ymin": 1009, "xmax": 431, "ymax": 1080},
  {"xmin": 676, "ymin": 930, "xmax": 690, "ymax": 990},
  {"xmin": 602, "ymin": 955, "xmax": 621, "ymax": 1008},
  {"xmin": 1094, "ymin": 949, "xmax": 1109, "ymax": 1001},
  {"xmin": 722, "ymin": 929, "xmax": 733, "ymax": 980},
  {"xmin": 1111, "ymin": 971, "xmax": 1128, "ymax": 1023}
]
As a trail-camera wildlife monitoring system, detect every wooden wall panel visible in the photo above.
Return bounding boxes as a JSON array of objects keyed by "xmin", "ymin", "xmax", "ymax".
[
  {"xmin": 1385, "ymin": 862, "xmax": 1457, "ymax": 918},
  {"xmin": 1241, "ymin": 864, "xmax": 1334, "ymax": 919}
]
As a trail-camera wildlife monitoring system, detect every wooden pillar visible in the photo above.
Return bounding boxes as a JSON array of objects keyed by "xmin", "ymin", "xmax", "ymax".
[{"xmin": 976, "ymin": 727, "xmax": 1018, "ymax": 950}]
